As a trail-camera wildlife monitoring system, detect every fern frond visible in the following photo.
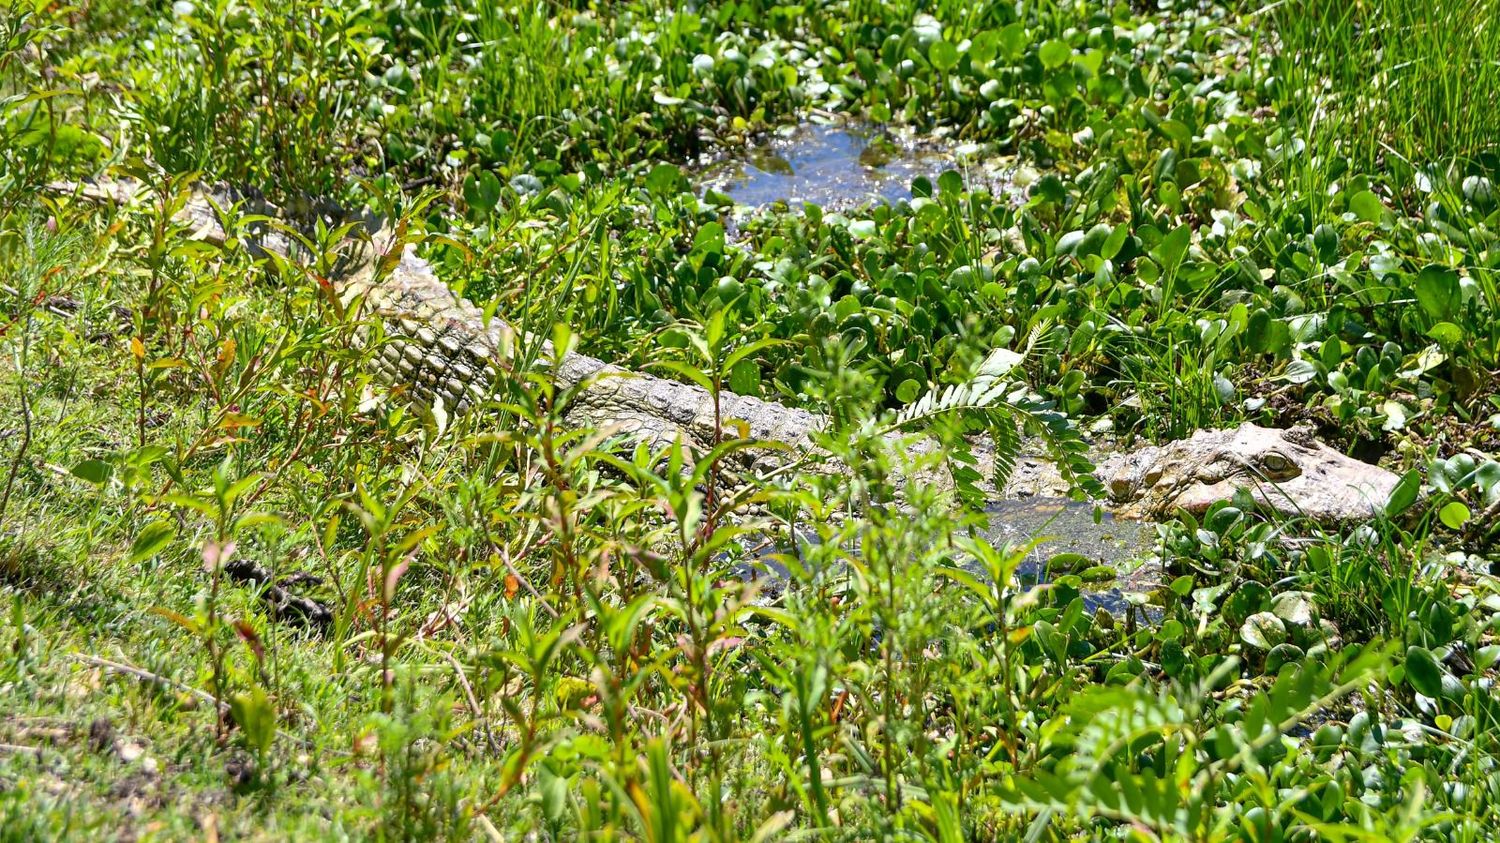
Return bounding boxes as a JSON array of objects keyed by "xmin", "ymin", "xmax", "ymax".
[
  {"xmin": 988, "ymin": 408, "xmax": 1022, "ymax": 491},
  {"xmin": 887, "ymin": 377, "xmax": 1015, "ymax": 432},
  {"xmin": 882, "ymin": 325, "xmax": 1101, "ymax": 501}
]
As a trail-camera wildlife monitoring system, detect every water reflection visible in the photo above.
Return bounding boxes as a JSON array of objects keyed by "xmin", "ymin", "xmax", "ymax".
[{"xmin": 697, "ymin": 122, "xmax": 994, "ymax": 208}]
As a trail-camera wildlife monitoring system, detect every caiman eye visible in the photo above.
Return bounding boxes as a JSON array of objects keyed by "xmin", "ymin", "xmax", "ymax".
[{"xmin": 1258, "ymin": 452, "xmax": 1298, "ymax": 478}]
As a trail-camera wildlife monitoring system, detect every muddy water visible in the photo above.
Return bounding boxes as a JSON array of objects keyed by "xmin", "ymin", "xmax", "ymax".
[
  {"xmin": 696, "ymin": 122, "xmax": 1014, "ymax": 209},
  {"xmin": 982, "ymin": 498, "xmax": 1159, "ymax": 614},
  {"xmin": 738, "ymin": 498, "xmax": 1160, "ymax": 615}
]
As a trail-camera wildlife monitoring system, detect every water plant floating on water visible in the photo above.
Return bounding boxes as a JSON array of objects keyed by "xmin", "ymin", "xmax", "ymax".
[{"xmin": 2, "ymin": 0, "xmax": 1500, "ymax": 839}]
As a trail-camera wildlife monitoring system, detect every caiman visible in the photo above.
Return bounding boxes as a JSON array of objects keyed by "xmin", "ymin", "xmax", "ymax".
[{"xmin": 54, "ymin": 178, "xmax": 1401, "ymax": 524}]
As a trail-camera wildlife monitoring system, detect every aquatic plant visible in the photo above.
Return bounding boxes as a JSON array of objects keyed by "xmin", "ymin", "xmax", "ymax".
[{"xmin": 2, "ymin": 0, "xmax": 1499, "ymax": 839}]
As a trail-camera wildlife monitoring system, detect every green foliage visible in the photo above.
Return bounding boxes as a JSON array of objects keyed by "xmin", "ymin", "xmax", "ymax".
[
  {"xmin": 5, "ymin": 0, "xmax": 1500, "ymax": 839},
  {"xmin": 1269, "ymin": 0, "xmax": 1500, "ymax": 172},
  {"xmin": 91, "ymin": 0, "xmax": 384, "ymax": 201}
]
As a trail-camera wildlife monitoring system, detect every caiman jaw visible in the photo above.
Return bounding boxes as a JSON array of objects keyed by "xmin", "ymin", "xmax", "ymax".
[
  {"xmin": 1170, "ymin": 450, "xmax": 1302, "ymax": 516},
  {"xmin": 1168, "ymin": 449, "xmax": 1304, "ymax": 515}
]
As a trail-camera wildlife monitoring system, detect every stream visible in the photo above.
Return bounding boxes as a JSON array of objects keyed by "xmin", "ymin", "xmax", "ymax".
[{"xmin": 982, "ymin": 498, "xmax": 1159, "ymax": 614}]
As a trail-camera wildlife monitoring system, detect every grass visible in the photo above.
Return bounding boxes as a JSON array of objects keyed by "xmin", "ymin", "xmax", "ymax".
[
  {"xmin": 1266, "ymin": 0, "xmax": 1500, "ymax": 176},
  {"xmin": 3, "ymin": 0, "xmax": 1500, "ymax": 839}
]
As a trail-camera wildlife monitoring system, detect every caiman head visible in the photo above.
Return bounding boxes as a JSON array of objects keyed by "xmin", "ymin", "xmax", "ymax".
[{"xmin": 1100, "ymin": 423, "xmax": 1402, "ymax": 523}]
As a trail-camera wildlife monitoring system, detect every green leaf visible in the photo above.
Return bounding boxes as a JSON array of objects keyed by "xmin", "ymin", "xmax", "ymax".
[
  {"xmin": 1157, "ymin": 120, "xmax": 1193, "ymax": 147},
  {"xmin": 895, "ymin": 378, "xmax": 922, "ymax": 403},
  {"xmin": 935, "ymin": 565, "xmax": 994, "ymax": 605},
  {"xmin": 728, "ymin": 359, "xmax": 761, "ymax": 395},
  {"xmin": 1349, "ymin": 190, "xmax": 1384, "ymax": 222},
  {"xmin": 1426, "ymin": 321, "xmax": 1465, "ymax": 346},
  {"xmin": 1476, "ymin": 461, "xmax": 1500, "ymax": 489},
  {"xmin": 649, "ymin": 360, "xmax": 715, "ymax": 393},
  {"xmin": 1265, "ymin": 643, "xmax": 1305, "ymax": 674},
  {"xmin": 1154, "ymin": 223, "xmax": 1191, "ymax": 272},
  {"xmin": 1439, "ymin": 501, "xmax": 1471, "ymax": 530},
  {"xmin": 1384, "ymin": 469, "xmax": 1422, "ymax": 517},
  {"xmin": 1046, "ymin": 552, "xmax": 1090, "ymax": 573},
  {"xmin": 691, "ymin": 222, "xmax": 725, "ymax": 258},
  {"xmin": 1313, "ymin": 224, "xmax": 1340, "ymax": 263},
  {"xmin": 929, "ymin": 40, "xmax": 959, "ymax": 71},
  {"xmin": 1281, "ymin": 359, "xmax": 1321, "ymax": 385},
  {"xmin": 462, "ymin": 170, "xmax": 502, "ymax": 213},
  {"xmin": 969, "ymin": 31, "xmax": 999, "ymax": 66},
  {"xmin": 1404, "ymin": 646, "xmax": 1444, "ymax": 698},
  {"xmin": 646, "ymin": 163, "xmax": 684, "ymax": 195},
  {"xmin": 722, "ymin": 337, "xmax": 791, "ymax": 374},
  {"xmin": 1056, "ymin": 229, "xmax": 1085, "ymax": 256},
  {"xmin": 537, "ymin": 763, "xmax": 569, "ymax": 825},
  {"xmin": 1380, "ymin": 400, "xmax": 1408, "ymax": 432},
  {"xmin": 1477, "ymin": 645, "xmax": 1500, "ymax": 671},
  {"xmin": 70, "ymin": 459, "xmax": 113, "ymax": 486},
  {"xmin": 997, "ymin": 23, "xmax": 1028, "ymax": 60},
  {"xmin": 476, "ymin": 170, "xmax": 501, "ymax": 210},
  {"xmin": 129, "ymin": 520, "xmax": 176, "ymax": 564},
  {"xmin": 1038, "ymin": 39, "xmax": 1071, "ymax": 70},
  {"xmin": 1414, "ymin": 265, "xmax": 1461, "ymax": 321},
  {"xmin": 1034, "ymin": 620, "xmax": 1066, "ymax": 662},
  {"xmin": 657, "ymin": 326, "xmax": 691, "ymax": 349},
  {"xmin": 229, "ymin": 684, "xmax": 277, "ymax": 756},
  {"xmin": 705, "ymin": 309, "xmax": 726, "ymax": 351},
  {"xmin": 1101, "ymin": 224, "xmax": 1129, "ymax": 260},
  {"xmin": 1269, "ymin": 591, "xmax": 1317, "ymax": 628},
  {"xmin": 1240, "ymin": 612, "xmax": 1287, "ymax": 651},
  {"xmin": 489, "ymin": 130, "xmax": 513, "ymax": 161},
  {"xmin": 545, "ymin": 324, "xmax": 576, "ymax": 364}
]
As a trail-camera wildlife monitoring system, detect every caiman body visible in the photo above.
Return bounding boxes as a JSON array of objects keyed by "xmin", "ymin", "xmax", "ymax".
[{"xmin": 60, "ymin": 179, "xmax": 1401, "ymax": 524}]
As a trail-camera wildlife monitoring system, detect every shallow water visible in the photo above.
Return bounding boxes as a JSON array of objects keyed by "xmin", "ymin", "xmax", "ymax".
[
  {"xmin": 697, "ymin": 122, "xmax": 1005, "ymax": 209},
  {"xmin": 982, "ymin": 498, "xmax": 1159, "ymax": 614},
  {"xmin": 736, "ymin": 498, "xmax": 1160, "ymax": 615}
]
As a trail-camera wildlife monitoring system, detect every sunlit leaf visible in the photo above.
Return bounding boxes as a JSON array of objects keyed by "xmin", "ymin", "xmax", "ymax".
[{"xmin": 129, "ymin": 520, "xmax": 176, "ymax": 564}]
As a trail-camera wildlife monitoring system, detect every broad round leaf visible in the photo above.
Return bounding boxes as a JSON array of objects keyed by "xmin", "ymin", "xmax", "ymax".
[
  {"xmin": 929, "ymin": 40, "xmax": 959, "ymax": 71},
  {"xmin": 1038, "ymin": 39, "xmax": 1071, "ymax": 70},
  {"xmin": 1414, "ymin": 265, "xmax": 1461, "ymax": 321},
  {"xmin": 1404, "ymin": 646, "xmax": 1444, "ymax": 699},
  {"xmin": 1349, "ymin": 190, "xmax": 1384, "ymax": 223},
  {"xmin": 1439, "ymin": 501, "xmax": 1471, "ymax": 530},
  {"xmin": 1240, "ymin": 612, "xmax": 1287, "ymax": 651}
]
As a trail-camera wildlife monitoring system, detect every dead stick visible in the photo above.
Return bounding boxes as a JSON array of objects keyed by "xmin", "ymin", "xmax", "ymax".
[
  {"xmin": 73, "ymin": 653, "xmax": 228, "ymax": 713},
  {"xmin": 0, "ymin": 743, "xmax": 45, "ymax": 758},
  {"xmin": 440, "ymin": 649, "xmax": 499, "ymax": 753}
]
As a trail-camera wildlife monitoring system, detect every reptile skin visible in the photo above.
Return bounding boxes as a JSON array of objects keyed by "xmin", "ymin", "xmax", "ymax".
[{"xmin": 57, "ymin": 179, "xmax": 1401, "ymax": 522}]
